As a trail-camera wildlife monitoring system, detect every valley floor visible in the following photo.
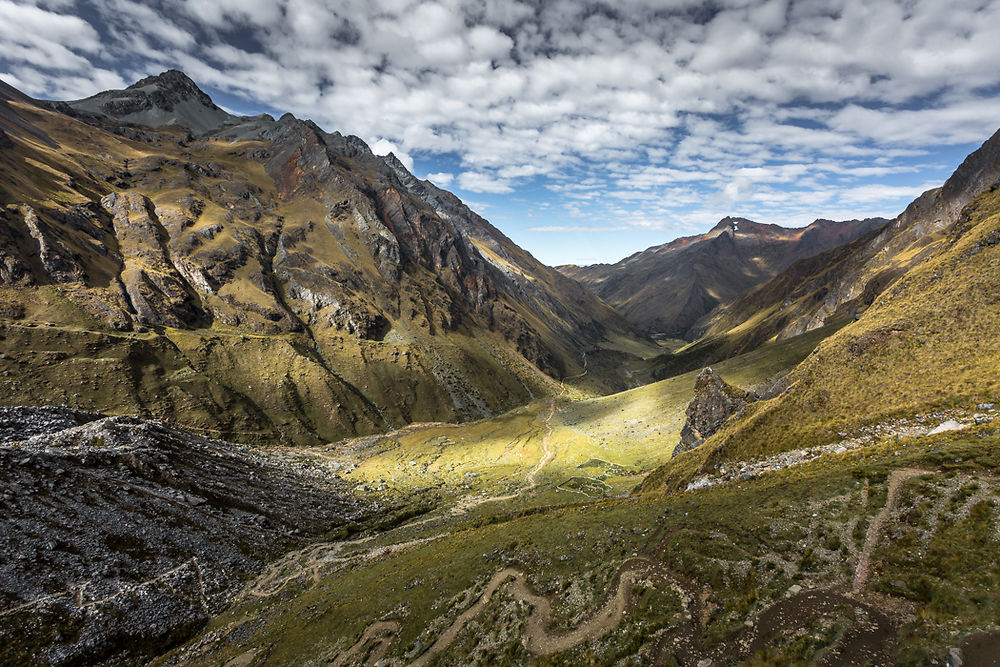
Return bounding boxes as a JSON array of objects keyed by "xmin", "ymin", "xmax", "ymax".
[{"xmin": 143, "ymin": 328, "xmax": 1000, "ymax": 667}]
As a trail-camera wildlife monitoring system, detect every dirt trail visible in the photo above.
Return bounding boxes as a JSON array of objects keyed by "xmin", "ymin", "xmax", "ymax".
[
  {"xmin": 853, "ymin": 468, "xmax": 926, "ymax": 593},
  {"xmin": 329, "ymin": 452, "xmax": 919, "ymax": 665},
  {"xmin": 336, "ymin": 556, "xmax": 672, "ymax": 666},
  {"xmin": 245, "ymin": 535, "xmax": 445, "ymax": 599},
  {"xmin": 332, "ymin": 620, "xmax": 401, "ymax": 667},
  {"xmin": 448, "ymin": 353, "xmax": 587, "ymax": 515}
]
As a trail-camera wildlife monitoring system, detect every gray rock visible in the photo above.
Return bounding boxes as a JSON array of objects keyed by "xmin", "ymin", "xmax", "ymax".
[
  {"xmin": 673, "ymin": 368, "xmax": 753, "ymax": 458},
  {"xmin": 927, "ymin": 420, "xmax": 967, "ymax": 436},
  {"xmin": 0, "ymin": 406, "xmax": 373, "ymax": 665},
  {"xmin": 947, "ymin": 647, "xmax": 964, "ymax": 667},
  {"xmin": 760, "ymin": 375, "xmax": 790, "ymax": 400}
]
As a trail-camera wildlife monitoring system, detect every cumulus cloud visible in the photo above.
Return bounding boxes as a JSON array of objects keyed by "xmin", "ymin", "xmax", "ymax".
[
  {"xmin": 369, "ymin": 138, "xmax": 414, "ymax": 171},
  {"xmin": 458, "ymin": 171, "xmax": 515, "ymax": 194},
  {"xmin": 1, "ymin": 0, "xmax": 998, "ymax": 261}
]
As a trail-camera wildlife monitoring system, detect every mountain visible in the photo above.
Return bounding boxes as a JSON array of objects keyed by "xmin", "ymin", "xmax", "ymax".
[
  {"xmin": 6, "ymin": 71, "xmax": 1000, "ymax": 667},
  {"xmin": 0, "ymin": 71, "xmax": 652, "ymax": 445},
  {"xmin": 560, "ymin": 216, "xmax": 886, "ymax": 338},
  {"xmin": 63, "ymin": 69, "xmax": 234, "ymax": 135},
  {"xmin": 692, "ymin": 128, "xmax": 1000, "ymax": 358}
]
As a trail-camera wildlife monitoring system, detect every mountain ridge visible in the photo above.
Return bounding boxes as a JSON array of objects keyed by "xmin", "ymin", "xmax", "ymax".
[
  {"xmin": 560, "ymin": 215, "xmax": 887, "ymax": 338},
  {"xmin": 692, "ymin": 127, "xmax": 1000, "ymax": 358}
]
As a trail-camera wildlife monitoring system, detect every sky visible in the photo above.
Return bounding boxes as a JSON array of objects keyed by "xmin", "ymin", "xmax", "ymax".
[{"xmin": 2, "ymin": 0, "xmax": 1000, "ymax": 266}]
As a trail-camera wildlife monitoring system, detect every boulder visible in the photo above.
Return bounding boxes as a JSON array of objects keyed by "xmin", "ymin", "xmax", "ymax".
[
  {"xmin": 926, "ymin": 420, "xmax": 967, "ymax": 436},
  {"xmin": 673, "ymin": 368, "xmax": 754, "ymax": 457}
]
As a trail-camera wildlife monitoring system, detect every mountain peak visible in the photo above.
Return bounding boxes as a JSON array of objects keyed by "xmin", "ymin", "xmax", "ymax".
[
  {"xmin": 127, "ymin": 69, "xmax": 209, "ymax": 100},
  {"xmin": 67, "ymin": 69, "xmax": 232, "ymax": 135},
  {"xmin": 710, "ymin": 216, "xmax": 755, "ymax": 232}
]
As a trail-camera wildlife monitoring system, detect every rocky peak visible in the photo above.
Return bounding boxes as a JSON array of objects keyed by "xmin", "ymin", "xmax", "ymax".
[
  {"xmin": 710, "ymin": 216, "xmax": 752, "ymax": 234},
  {"xmin": 67, "ymin": 69, "xmax": 233, "ymax": 135},
  {"xmin": 937, "ymin": 127, "xmax": 1000, "ymax": 221},
  {"xmin": 126, "ymin": 69, "xmax": 214, "ymax": 105},
  {"xmin": 673, "ymin": 368, "xmax": 753, "ymax": 458}
]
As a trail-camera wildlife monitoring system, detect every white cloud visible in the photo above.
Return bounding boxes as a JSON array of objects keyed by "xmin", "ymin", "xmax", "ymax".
[
  {"xmin": 369, "ymin": 138, "xmax": 414, "ymax": 171},
  {"xmin": 426, "ymin": 172, "xmax": 455, "ymax": 186},
  {"xmin": 458, "ymin": 171, "xmax": 514, "ymax": 193}
]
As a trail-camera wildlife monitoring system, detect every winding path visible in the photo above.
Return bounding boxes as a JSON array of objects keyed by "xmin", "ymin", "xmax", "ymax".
[
  {"xmin": 334, "ymin": 556, "xmax": 676, "ymax": 667},
  {"xmin": 853, "ymin": 468, "xmax": 926, "ymax": 593},
  {"xmin": 331, "ymin": 620, "xmax": 402, "ymax": 667}
]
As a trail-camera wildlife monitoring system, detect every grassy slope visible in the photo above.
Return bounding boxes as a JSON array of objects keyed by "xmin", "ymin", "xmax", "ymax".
[
  {"xmin": 163, "ymin": 427, "xmax": 1000, "ymax": 666},
  {"xmin": 644, "ymin": 185, "xmax": 1000, "ymax": 494},
  {"xmin": 331, "ymin": 324, "xmax": 834, "ymax": 514},
  {"xmin": 148, "ymin": 190, "xmax": 1000, "ymax": 664}
]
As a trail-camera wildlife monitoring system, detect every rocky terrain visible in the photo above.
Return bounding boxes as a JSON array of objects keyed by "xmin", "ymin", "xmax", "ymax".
[
  {"xmin": 560, "ymin": 216, "xmax": 885, "ymax": 337},
  {"xmin": 0, "ymin": 406, "xmax": 373, "ymax": 666},
  {"xmin": 3, "ymin": 64, "xmax": 1000, "ymax": 667},
  {"xmin": 0, "ymin": 71, "xmax": 653, "ymax": 444}
]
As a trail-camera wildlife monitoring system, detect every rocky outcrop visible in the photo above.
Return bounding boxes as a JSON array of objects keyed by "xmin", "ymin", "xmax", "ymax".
[
  {"xmin": 102, "ymin": 191, "xmax": 204, "ymax": 327},
  {"xmin": 0, "ymin": 406, "xmax": 371, "ymax": 666},
  {"xmin": 674, "ymin": 368, "xmax": 754, "ymax": 457},
  {"xmin": 21, "ymin": 205, "xmax": 85, "ymax": 283}
]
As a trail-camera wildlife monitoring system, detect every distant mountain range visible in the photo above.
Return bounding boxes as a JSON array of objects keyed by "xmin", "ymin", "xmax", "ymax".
[
  {"xmin": 560, "ymin": 216, "xmax": 887, "ymax": 338},
  {"xmin": 698, "ymin": 127, "xmax": 1000, "ymax": 347}
]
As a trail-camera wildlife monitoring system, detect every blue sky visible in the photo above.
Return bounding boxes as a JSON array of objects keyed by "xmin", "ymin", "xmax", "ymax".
[{"xmin": 3, "ymin": 0, "xmax": 1000, "ymax": 265}]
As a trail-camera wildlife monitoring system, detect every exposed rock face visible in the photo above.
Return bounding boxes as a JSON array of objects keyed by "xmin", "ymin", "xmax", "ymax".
[
  {"xmin": 674, "ymin": 368, "xmax": 753, "ymax": 457},
  {"xmin": 101, "ymin": 191, "xmax": 205, "ymax": 327},
  {"xmin": 0, "ymin": 71, "xmax": 647, "ymax": 440},
  {"xmin": 21, "ymin": 205, "xmax": 85, "ymax": 283},
  {"xmin": 0, "ymin": 406, "xmax": 371, "ymax": 666}
]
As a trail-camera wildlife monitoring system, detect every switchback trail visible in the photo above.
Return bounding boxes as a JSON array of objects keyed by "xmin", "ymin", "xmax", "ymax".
[
  {"xmin": 245, "ymin": 535, "xmax": 445, "ymax": 599},
  {"xmin": 331, "ymin": 620, "xmax": 402, "ymax": 667},
  {"xmin": 334, "ymin": 556, "xmax": 680, "ymax": 667}
]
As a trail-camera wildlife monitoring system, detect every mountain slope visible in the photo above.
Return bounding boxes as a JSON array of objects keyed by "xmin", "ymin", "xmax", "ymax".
[
  {"xmin": 0, "ymin": 406, "xmax": 372, "ymax": 666},
  {"xmin": 696, "ymin": 128, "xmax": 1000, "ymax": 354},
  {"xmin": 0, "ymin": 71, "xmax": 652, "ymax": 444},
  {"xmin": 560, "ymin": 216, "xmax": 886, "ymax": 338},
  {"xmin": 642, "ymin": 142, "xmax": 1000, "ymax": 493}
]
